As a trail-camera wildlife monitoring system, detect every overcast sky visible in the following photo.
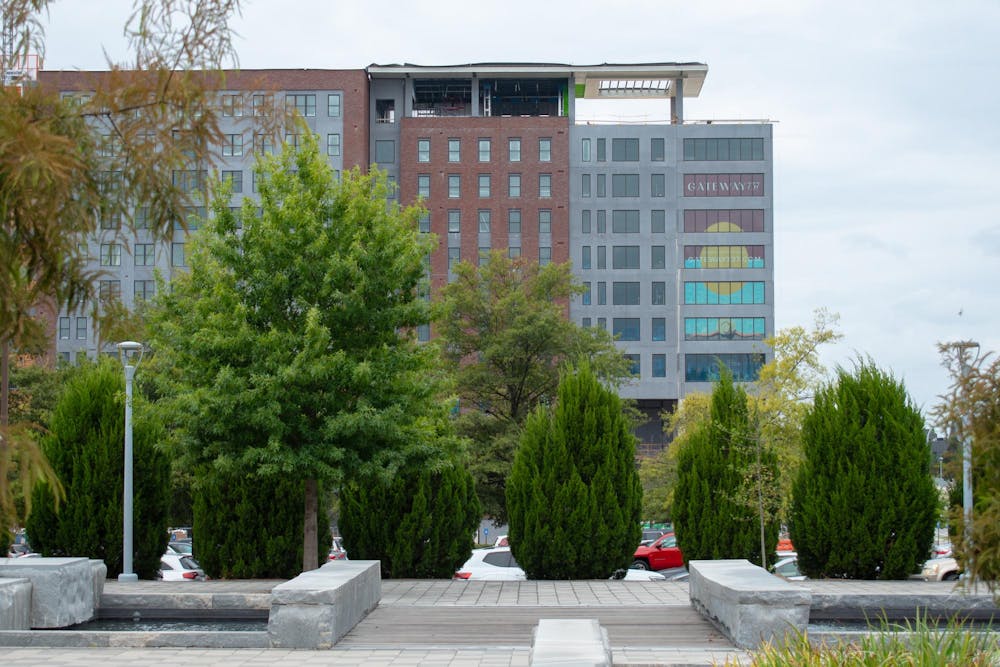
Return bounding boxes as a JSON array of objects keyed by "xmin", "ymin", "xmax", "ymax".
[{"xmin": 38, "ymin": 0, "xmax": 1000, "ymax": 418}]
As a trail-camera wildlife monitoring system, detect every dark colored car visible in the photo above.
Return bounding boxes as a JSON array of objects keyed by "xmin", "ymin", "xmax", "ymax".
[{"xmin": 632, "ymin": 533, "xmax": 684, "ymax": 571}]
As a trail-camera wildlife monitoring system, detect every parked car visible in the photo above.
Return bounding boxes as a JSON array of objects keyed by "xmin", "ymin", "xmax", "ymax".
[
  {"xmin": 640, "ymin": 529, "xmax": 668, "ymax": 547},
  {"xmin": 921, "ymin": 556, "xmax": 960, "ymax": 581},
  {"xmin": 454, "ymin": 546, "xmax": 525, "ymax": 581},
  {"xmin": 158, "ymin": 553, "xmax": 206, "ymax": 581},
  {"xmin": 770, "ymin": 554, "xmax": 806, "ymax": 581},
  {"xmin": 493, "ymin": 535, "xmax": 509, "ymax": 548},
  {"xmin": 328, "ymin": 536, "xmax": 348, "ymax": 561},
  {"xmin": 167, "ymin": 539, "xmax": 193, "ymax": 555},
  {"xmin": 632, "ymin": 533, "xmax": 684, "ymax": 571}
]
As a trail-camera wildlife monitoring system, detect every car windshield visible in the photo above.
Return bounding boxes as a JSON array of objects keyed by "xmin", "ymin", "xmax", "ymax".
[
  {"xmin": 658, "ymin": 534, "xmax": 676, "ymax": 547},
  {"xmin": 179, "ymin": 556, "xmax": 201, "ymax": 570}
]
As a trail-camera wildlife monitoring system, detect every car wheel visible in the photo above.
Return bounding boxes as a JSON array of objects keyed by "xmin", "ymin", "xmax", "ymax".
[
  {"xmin": 943, "ymin": 571, "xmax": 959, "ymax": 581},
  {"xmin": 631, "ymin": 559, "xmax": 649, "ymax": 570}
]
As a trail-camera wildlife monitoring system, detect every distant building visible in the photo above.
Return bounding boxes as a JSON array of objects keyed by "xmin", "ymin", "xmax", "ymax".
[{"xmin": 41, "ymin": 62, "xmax": 774, "ymax": 454}]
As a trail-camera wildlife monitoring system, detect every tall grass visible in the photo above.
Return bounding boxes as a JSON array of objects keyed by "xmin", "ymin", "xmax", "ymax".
[{"xmin": 722, "ymin": 614, "xmax": 998, "ymax": 666}]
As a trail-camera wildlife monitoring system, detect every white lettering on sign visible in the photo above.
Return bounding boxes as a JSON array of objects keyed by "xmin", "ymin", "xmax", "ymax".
[{"xmin": 684, "ymin": 174, "xmax": 764, "ymax": 197}]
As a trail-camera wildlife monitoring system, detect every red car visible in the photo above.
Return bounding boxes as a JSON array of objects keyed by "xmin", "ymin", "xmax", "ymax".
[{"xmin": 632, "ymin": 533, "xmax": 684, "ymax": 571}]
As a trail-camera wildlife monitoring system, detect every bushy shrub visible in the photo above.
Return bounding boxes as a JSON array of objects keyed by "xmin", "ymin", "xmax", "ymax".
[
  {"xmin": 506, "ymin": 363, "xmax": 641, "ymax": 579},
  {"xmin": 26, "ymin": 360, "xmax": 170, "ymax": 578}
]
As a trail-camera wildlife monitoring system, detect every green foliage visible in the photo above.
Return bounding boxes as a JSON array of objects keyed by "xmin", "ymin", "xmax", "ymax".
[
  {"xmin": 791, "ymin": 361, "xmax": 937, "ymax": 579},
  {"xmin": 193, "ymin": 466, "xmax": 323, "ymax": 579},
  {"xmin": 26, "ymin": 360, "xmax": 169, "ymax": 578},
  {"xmin": 339, "ymin": 459, "xmax": 480, "ymax": 578},
  {"xmin": 145, "ymin": 134, "xmax": 444, "ymax": 571},
  {"xmin": 7, "ymin": 361, "xmax": 69, "ymax": 428},
  {"xmin": 506, "ymin": 363, "xmax": 641, "ymax": 579},
  {"xmin": 435, "ymin": 252, "xmax": 630, "ymax": 523},
  {"xmin": 672, "ymin": 369, "xmax": 779, "ymax": 566}
]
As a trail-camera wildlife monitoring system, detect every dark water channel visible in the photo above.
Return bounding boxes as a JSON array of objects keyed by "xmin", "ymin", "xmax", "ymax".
[{"xmin": 67, "ymin": 618, "xmax": 267, "ymax": 632}]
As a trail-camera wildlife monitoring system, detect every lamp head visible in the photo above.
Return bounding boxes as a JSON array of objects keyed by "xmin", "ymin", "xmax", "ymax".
[{"xmin": 116, "ymin": 341, "xmax": 144, "ymax": 367}]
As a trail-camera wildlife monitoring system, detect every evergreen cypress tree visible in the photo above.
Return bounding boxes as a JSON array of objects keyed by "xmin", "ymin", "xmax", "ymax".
[
  {"xmin": 506, "ymin": 362, "xmax": 641, "ymax": 579},
  {"xmin": 26, "ymin": 360, "xmax": 170, "ymax": 578},
  {"xmin": 672, "ymin": 368, "xmax": 779, "ymax": 565},
  {"xmin": 791, "ymin": 362, "xmax": 937, "ymax": 579},
  {"xmin": 339, "ymin": 461, "xmax": 480, "ymax": 578}
]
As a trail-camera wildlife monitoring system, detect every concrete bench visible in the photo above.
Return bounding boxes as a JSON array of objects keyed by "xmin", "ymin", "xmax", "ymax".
[
  {"xmin": 267, "ymin": 560, "xmax": 380, "ymax": 649},
  {"xmin": 0, "ymin": 578, "xmax": 32, "ymax": 630},
  {"xmin": 530, "ymin": 618, "xmax": 611, "ymax": 666},
  {"xmin": 0, "ymin": 557, "xmax": 101, "ymax": 628},
  {"xmin": 689, "ymin": 559, "xmax": 811, "ymax": 649}
]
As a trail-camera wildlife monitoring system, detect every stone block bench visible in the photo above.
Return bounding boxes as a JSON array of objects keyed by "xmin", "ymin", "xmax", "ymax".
[
  {"xmin": 268, "ymin": 560, "xmax": 380, "ymax": 649},
  {"xmin": 530, "ymin": 618, "xmax": 611, "ymax": 666},
  {"xmin": 0, "ymin": 578, "xmax": 32, "ymax": 630},
  {"xmin": 0, "ymin": 557, "xmax": 104, "ymax": 628},
  {"xmin": 689, "ymin": 559, "xmax": 811, "ymax": 649}
]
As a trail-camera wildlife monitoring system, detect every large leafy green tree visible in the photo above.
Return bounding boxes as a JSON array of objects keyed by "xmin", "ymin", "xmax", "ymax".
[
  {"xmin": 146, "ymin": 133, "xmax": 443, "ymax": 572},
  {"xmin": 672, "ymin": 368, "xmax": 779, "ymax": 567},
  {"xmin": 791, "ymin": 361, "xmax": 937, "ymax": 579},
  {"xmin": 26, "ymin": 359, "xmax": 170, "ymax": 578},
  {"xmin": 506, "ymin": 363, "xmax": 641, "ymax": 579},
  {"xmin": 434, "ymin": 253, "xmax": 629, "ymax": 523}
]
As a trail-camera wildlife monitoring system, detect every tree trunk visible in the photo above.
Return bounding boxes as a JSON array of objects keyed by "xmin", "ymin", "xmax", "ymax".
[
  {"xmin": 1, "ymin": 338, "xmax": 9, "ymax": 427},
  {"xmin": 302, "ymin": 477, "xmax": 319, "ymax": 572}
]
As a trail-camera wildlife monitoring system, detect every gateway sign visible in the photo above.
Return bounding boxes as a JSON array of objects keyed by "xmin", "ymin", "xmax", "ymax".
[{"xmin": 684, "ymin": 173, "xmax": 764, "ymax": 197}]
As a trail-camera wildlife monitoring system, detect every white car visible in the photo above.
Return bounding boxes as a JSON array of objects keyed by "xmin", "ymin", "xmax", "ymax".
[
  {"xmin": 921, "ymin": 556, "xmax": 960, "ymax": 581},
  {"xmin": 771, "ymin": 554, "xmax": 806, "ymax": 581},
  {"xmin": 158, "ymin": 553, "xmax": 206, "ymax": 581},
  {"xmin": 455, "ymin": 546, "xmax": 526, "ymax": 581}
]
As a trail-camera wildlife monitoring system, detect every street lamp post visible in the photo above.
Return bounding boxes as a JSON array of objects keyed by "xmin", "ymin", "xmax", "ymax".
[
  {"xmin": 116, "ymin": 341, "xmax": 143, "ymax": 582},
  {"xmin": 956, "ymin": 341, "xmax": 980, "ymax": 556}
]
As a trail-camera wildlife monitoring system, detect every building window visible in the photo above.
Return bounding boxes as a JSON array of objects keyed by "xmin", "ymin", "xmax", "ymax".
[
  {"xmin": 327, "ymin": 133, "xmax": 341, "ymax": 157},
  {"xmin": 375, "ymin": 140, "xmax": 395, "ymax": 164},
  {"xmin": 612, "ymin": 210, "xmax": 640, "ymax": 233},
  {"xmin": 100, "ymin": 243, "xmax": 121, "ymax": 267},
  {"xmin": 652, "ymin": 353, "xmax": 666, "ymax": 378},
  {"xmin": 611, "ymin": 174, "xmax": 639, "ymax": 197},
  {"xmin": 478, "ymin": 209, "xmax": 491, "ymax": 233},
  {"xmin": 652, "ymin": 317, "xmax": 666, "ymax": 342},
  {"xmin": 478, "ymin": 174, "xmax": 491, "ymax": 198},
  {"xmin": 99, "ymin": 279, "xmax": 122, "ymax": 302},
  {"xmin": 327, "ymin": 93, "xmax": 342, "ymax": 118},
  {"xmin": 221, "ymin": 170, "xmax": 243, "ymax": 193},
  {"xmin": 284, "ymin": 133, "xmax": 303, "ymax": 152},
  {"xmin": 597, "ymin": 281, "xmax": 606, "ymax": 305},
  {"xmin": 683, "ymin": 245, "xmax": 766, "ymax": 269},
  {"xmin": 582, "ymin": 282, "xmax": 591, "ymax": 305},
  {"xmin": 508, "ymin": 246, "xmax": 521, "ymax": 258},
  {"xmin": 611, "ymin": 138, "xmax": 639, "ymax": 161},
  {"xmin": 478, "ymin": 138, "xmax": 491, "ymax": 162},
  {"xmin": 597, "ymin": 317, "xmax": 607, "ymax": 330},
  {"xmin": 134, "ymin": 243, "xmax": 155, "ymax": 266},
  {"xmin": 539, "ymin": 246, "xmax": 552, "ymax": 266},
  {"xmin": 417, "ymin": 138, "xmax": 430, "ymax": 162},
  {"xmin": 684, "ymin": 317, "xmax": 766, "ymax": 341},
  {"xmin": 652, "ymin": 281, "xmax": 665, "ymax": 305},
  {"xmin": 612, "ymin": 282, "xmax": 640, "ymax": 305},
  {"xmin": 581, "ymin": 210, "xmax": 591, "ymax": 234},
  {"xmin": 685, "ymin": 353, "xmax": 765, "ymax": 383},
  {"xmin": 651, "ymin": 173, "xmax": 666, "ymax": 198},
  {"xmin": 254, "ymin": 133, "xmax": 274, "ymax": 154},
  {"xmin": 509, "ymin": 173, "xmax": 521, "ymax": 198},
  {"xmin": 76, "ymin": 317, "xmax": 87, "ymax": 340},
  {"xmin": 625, "ymin": 354, "xmax": 641, "ymax": 376},
  {"xmin": 286, "ymin": 93, "xmax": 316, "ymax": 117},
  {"xmin": 582, "ymin": 138, "xmax": 592, "ymax": 162},
  {"xmin": 582, "ymin": 317, "xmax": 592, "ymax": 327},
  {"xmin": 417, "ymin": 324, "xmax": 430, "ymax": 342},
  {"xmin": 448, "ymin": 247, "xmax": 460, "ymax": 273},
  {"xmin": 418, "ymin": 214, "xmax": 430, "ymax": 233},
  {"xmin": 651, "ymin": 137, "xmax": 665, "ymax": 162},
  {"xmin": 100, "ymin": 209, "xmax": 121, "ymax": 230},
  {"xmin": 538, "ymin": 209, "xmax": 551, "ymax": 234},
  {"xmin": 376, "ymin": 99, "xmax": 395, "ymax": 123},
  {"xmin": 597, "ymin": 245, "xmax": 606, "ymax": 269},
  {"xmin": 582, "ymin": 174, "xmax": 591, "ymax": 198},
  {"xmin": 135, "ymin": 206, "xmax": 150, "ymax": 229},
  {"xmin": 448, "ymin": 209, "xmax": 461, "ymax": 233},
  {"xmin": 613, "ymin": 318, "xmax": 640, "ymax": 341},
  {"xmin": 417, "ymin": 174, "xmax": 430, "ymax": 198},
  {"xmin": 582, "ymin": 246, "xmax": 591, "ymax": 270},
  {"xmin": 58, "ymin": 317, "xmax": 70, "ymax": 340},
  {"xmin": 478, "ymin": 247, "xmax": 491, "ymax": 265},
  {"xmin": 508, "ymin": 209, "xmax": 521, "ymax": 234},
  {"xmin": 252, "ymin": 94, "xmax": 272, "ymax": 116},
  {"xmin": 596, "ymin": 174, "xmax": 606, "ymax": 198},
  {"xmin": 651, "ymin": 246, "xmax": 666, "ymax": 269},
  {"xmin": 684, "ymin": 281, "xmax": 766, "ymax": 305},
  {"xmin": 684, "ymin": 137, "xmax": 764, "ymax": 161},
  {"xmin": 651, "ymin": 210, "xmax": 666, "ymax": 233},
  {"xmin": 448, "ymin": 174, "xmax": 461, "ymax": 198},
  {"xmin": 684, "ymin": 209, "xmax": 765, "ymax": 233},
  {"xmin": 134, "ymin": 280, "xmax": 155, "ymax": 302},
  {"xmin": 222, "ymin": 133, "xmax": 243, "ymax": 157},
  {"xmin": 539, "ymin": 173, "xmax": 552, "ymax": 198},
  {"xmin": 596, "ymin": 138, "xmax": 606, "ymax": 162},
  {"xmin": 171, "ymin": 243, "xmax": 186, "ymax": 267},
  {"xmin": 612, "ymin": 246, "xmax": 639, "ymax": 269},
  {"xmin": 539, "ymin": 138, "xmax": 551, "ymax": 162},
  {"xmin": 596, "ymin": 210, "xmax": 607, "ymax": 233},
  {"xmin": 508, "ymin": 138, "xmax": 521, "ymax": 162},
  {"xmin": 448, "ymin": 138, "xmax": 460, "ymax": 162},
  {"xmin": 221, "ymin": 93, "xmax": 243, "ymax": 117}
]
